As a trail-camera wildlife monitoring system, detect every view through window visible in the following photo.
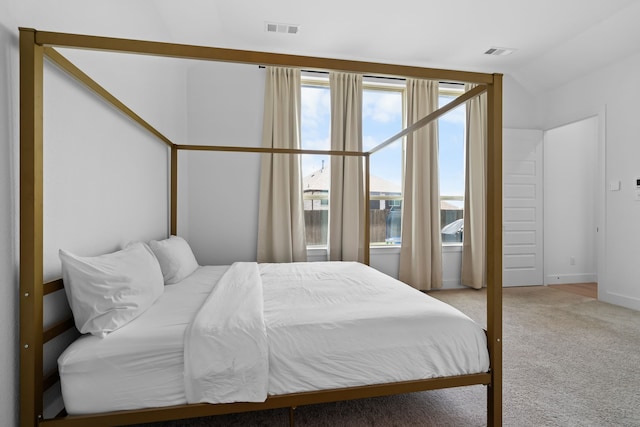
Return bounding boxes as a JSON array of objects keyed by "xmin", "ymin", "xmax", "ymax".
[
  {"xmin": 300, "ymin": 80, "xmax": 331, "ymax": 246},
  {"xmin": 300, "ymin": 77, "xmax": 465, "ymax": 247},
  {"xmin": 438, "ymin": 89, "xmax": 466, "ymax": 243}
]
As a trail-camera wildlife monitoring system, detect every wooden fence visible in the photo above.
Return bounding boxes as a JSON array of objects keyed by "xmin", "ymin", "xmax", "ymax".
[{"xmin": 304, "ymin": 209, "xmax": 463, "ymax": 246}]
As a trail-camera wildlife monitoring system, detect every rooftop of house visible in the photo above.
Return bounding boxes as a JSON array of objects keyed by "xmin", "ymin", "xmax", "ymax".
[
  {"xmin": 303, "ymin": 166, "xmax": 462, "ymax": 210},
  {"xmin": 303, "ymin": 166, "xmax": 401, "ymax": 194}
]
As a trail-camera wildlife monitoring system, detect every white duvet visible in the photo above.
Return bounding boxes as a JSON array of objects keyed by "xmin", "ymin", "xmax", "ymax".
[
  {"xmin": 59, "ymin": 262, "xmax": 489, "ymax": 414},
  {"xmin": 184, "ymin": 262, "xmax": 268, "ymax": 403},
  {"xmin": 261, "ymin": 262, "xmax": 489, "ymax": 394}
]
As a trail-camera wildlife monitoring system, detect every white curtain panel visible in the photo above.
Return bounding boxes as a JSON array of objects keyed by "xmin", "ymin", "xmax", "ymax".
[
  {"xmin": 328, "ymin": 72, "xmax": 364, "ymax": 262},
  {"xmin": 399, "ymin": 79, "xmax": 442, "ymax": 290},
  {"xmin": 257, "ymin": 67, "xmax": 307, "ymax": 263},
  {"xmin": 461, "ymin": 83, "xmax": 487, "ymax": 289}
]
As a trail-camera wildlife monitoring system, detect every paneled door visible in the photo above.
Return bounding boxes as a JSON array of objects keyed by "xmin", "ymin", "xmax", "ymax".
[{"xmin": 503, "ymin": 129, "xmax": 544, "ymax": 286}]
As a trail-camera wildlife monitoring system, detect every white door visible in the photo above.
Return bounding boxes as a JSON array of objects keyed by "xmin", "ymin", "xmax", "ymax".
[{"xmin": 503, "ymin": 129, "xmax": 544, "ymax": 286}]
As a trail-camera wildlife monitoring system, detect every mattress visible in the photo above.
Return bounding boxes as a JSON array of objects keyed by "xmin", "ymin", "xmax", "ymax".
[{"xmin": 58, "ymin": 262, "xmax": 489, "ymax": 415}]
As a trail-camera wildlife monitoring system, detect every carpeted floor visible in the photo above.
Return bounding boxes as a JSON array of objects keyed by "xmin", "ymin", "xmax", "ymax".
[{"xmin": 137, "ymin": 286, "xmax": 640, "ymax": 427}]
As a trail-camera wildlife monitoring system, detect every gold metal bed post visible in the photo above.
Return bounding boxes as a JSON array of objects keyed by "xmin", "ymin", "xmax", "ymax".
[
  {"xmin": 19, "ymin": 28, "xmax": 502, "ymax": 427},
  {"xmin": 171, "ymin": 145, "xmax": 178, "ymax": 235},
  {"xmin": 486, "ymin": 74, "xmax": 503, "ymax": 425},
  {"xmin": 19, "ymin": 27, "xmax": 45, "ymax": 427}
]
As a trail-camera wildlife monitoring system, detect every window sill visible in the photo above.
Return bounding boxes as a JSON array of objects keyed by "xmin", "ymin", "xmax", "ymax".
[
  {"xmin": 307, "ymin": 243, "xmax": 462, "ymax": 256},
  {"xmin": 371, "ymin": 245, "xmax": 401, "ymax": 255},
  {"xmin": 442, "ymin": 243, "xmax": 463, "ymax": 253}
]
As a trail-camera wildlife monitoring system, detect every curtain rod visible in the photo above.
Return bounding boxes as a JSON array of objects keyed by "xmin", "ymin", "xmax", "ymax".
[{"xmin": 258, "ymin": 66, "xmax": 464, "ymax": 85}]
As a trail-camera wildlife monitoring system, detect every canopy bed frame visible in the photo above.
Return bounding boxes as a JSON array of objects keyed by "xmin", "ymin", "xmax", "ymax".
[{"xmin": 19, "ymin": 28, "xmax": 503, "ymax": 426}]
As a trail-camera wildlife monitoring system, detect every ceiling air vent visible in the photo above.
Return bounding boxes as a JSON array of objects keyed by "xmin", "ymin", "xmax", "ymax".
[
  {"xmin": 265, "ymin": 22, "xmax": 300, "ymax": 35},
  {"xmin": 484, "ymin": 47, "xmax": 516, "ymax": 56}
]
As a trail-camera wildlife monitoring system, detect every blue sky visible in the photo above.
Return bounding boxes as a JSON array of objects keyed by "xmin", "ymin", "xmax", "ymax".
[{"xmin": 300, "ymin": 84, "xmax": 465, "ymax": 197}]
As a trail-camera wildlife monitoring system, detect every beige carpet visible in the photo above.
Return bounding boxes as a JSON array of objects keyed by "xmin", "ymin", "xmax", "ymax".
[{"xmin": 137, "ymin": 286, "xmax": 640, "ymax": 427}]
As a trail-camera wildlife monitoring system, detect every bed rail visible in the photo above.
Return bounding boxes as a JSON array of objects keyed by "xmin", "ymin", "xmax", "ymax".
[
  {"xmin": 43, "ymin": 279, "xmax": 64, "ymax": 295},
  {"xmin": 39, "ymin": 373, "xmax": 491, "ymax": 427}
]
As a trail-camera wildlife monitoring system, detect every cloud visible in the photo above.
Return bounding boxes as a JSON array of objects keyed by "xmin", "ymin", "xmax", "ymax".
[
  {"xmin": 301, "ymin": 85, "xmax": 330, "ymax": 132},
  {"xmin": 363, "ymin": 134, "xmax": 403, "ymax": 152},
  {"xmin": 363, "ymin": 90, "xmax": 402, "ymax": 124},
  {"xmin": 302, "ymin": 136, "xmax": 330, "ymax": 151},
  {"xmin": 437, "ymin": 96, "xmax": 466, "ymax": 125},
  {"xmin": 363, "ymin": 135, "xmax": 378, "ymax": 151}
]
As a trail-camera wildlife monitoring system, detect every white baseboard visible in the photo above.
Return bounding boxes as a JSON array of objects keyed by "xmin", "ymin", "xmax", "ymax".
[
  {"xmin": 600, "ymin": 291, "xmax": 640, "ymax": 312},
  {"xmin": 545, "ymin": 273, "xmax": 596, "ymax": 285},
  {"xmin": 441, "ymin": 279, "xmax": 466, "ymax": 290}
]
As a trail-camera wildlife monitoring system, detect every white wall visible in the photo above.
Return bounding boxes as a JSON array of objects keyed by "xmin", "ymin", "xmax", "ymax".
[
  {"xmin": 543, "ymin": 117, "xmax": 598, "ymax": 285},
  {"xmin": 0, "ymin": 21, "xmax": 20, "ymax": 427},
  {"xmin": 184, "ymin": 61, "xmax": 265, "ymax": 265},
  {"xmin": 503, "ymin": 75, "xmax": 541, "ymax": 129},
  {"xmin": 42, "ymin": 59, "xmax": 178, "ymax": 279},
  {"xmin": 536, "ymin": 50, "xmax": 640, "ymax": 310}
]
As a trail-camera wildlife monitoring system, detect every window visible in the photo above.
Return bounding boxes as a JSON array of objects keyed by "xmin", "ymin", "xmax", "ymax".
[
  {"xmin": 300, "ymin": 77, "xmax": 466, "ymax": 247},
  {"xmin": 438, "ymin": 87, "xmax": 466, "ymax": 243},
  {"xmin": 301, "ymin": 78, "xmax": 330, "ymax": 247},
  {"xmin": 363, "ymin": 81, "xmax": 404, "ymax": 245}
]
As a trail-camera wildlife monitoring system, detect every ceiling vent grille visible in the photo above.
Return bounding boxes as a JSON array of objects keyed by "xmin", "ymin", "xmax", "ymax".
[
  {"xmin": 484, "ymin": 47, "xmax": 516, "ymax": 56},
  {"xmin": 265, "ymin": 22, "xmax": 300, "ymax": 35}
]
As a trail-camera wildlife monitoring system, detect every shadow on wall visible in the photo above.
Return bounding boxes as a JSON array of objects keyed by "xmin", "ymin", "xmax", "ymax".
[
  {"xmin": 0, "ymin": 20, "xmax": 21, "ymax": 427},
  {"xmin": 1, "ymin": 23, "xmax": 21, "ymax": 280}
]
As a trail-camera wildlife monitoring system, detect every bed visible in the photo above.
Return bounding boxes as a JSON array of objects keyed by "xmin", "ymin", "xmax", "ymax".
[
  {"xmin": 19, "ymin": 28, "xmax": 503, "ymax": 426},
  {"xmin": 57, "ymin": 256, "xmax": 490, "ymax": 415}
]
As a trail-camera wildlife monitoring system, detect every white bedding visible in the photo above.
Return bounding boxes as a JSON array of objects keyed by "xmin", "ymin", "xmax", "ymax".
[
  {"xmin": 58, "ymin": 262, "xmax": 489, "ymax": 415},
  {"xmin": 184, "ymin": 262, "xmax": 268, "ymax": 404},
  {"xmin": 262, "ymin": 262, "xmax": 489, "ymax": 394},
  {"xmin": 58, "ymin": 266, "xmax": 228, "ymax": 414}
]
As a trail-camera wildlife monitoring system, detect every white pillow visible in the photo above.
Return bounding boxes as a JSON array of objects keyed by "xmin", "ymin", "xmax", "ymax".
[
  {"xmin": 59, "ymin": 242, "xmax": 164, "ymax": 337},
  {"xmin": 148, "ymin": 235, "xmax": 199, "ymax": 285}
]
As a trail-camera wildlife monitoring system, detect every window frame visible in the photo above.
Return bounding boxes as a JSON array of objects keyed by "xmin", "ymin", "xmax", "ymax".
[{"xmin": 438, "ymin": 84, "xmax": 466, "ymax": 246}]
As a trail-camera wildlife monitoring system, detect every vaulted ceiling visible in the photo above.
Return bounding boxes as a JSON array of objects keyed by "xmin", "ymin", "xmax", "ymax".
[
  {"xmin": 150, "ymin": 0, "xmax": 640, "ymax": 93},
  {"xmin": 12, "ymin": 0, "xmax": 640, "ymax": 94}
]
